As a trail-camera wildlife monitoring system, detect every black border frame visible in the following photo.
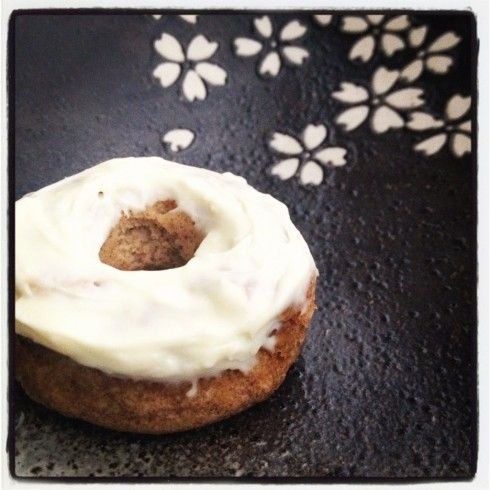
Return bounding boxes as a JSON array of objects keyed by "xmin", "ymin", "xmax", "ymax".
[{"xmin": 6, "ymin": 8, "xmax": 479, "ymax": 483}]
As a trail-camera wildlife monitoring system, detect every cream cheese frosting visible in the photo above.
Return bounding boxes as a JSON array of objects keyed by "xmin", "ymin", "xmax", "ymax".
[{"xmin": 15, "ymin": 157, "xmax": 317, "ymax": 382}]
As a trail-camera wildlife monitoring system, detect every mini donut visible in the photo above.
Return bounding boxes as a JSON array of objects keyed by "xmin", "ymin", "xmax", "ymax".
[{"xmin": 15, "ymin": 157, "xmax": 318, "ymax": 433}]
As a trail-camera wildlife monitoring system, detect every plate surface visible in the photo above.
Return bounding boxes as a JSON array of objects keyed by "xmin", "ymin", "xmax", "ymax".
[{"xmin": 12, "ymin": 11, "xmax": 477, "ymax": 479}]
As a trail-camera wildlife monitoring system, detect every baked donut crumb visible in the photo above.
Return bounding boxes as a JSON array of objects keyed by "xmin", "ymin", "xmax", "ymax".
[{"xmin": 99, "ymin": 200, "xmax": 204, "ymax": 271}]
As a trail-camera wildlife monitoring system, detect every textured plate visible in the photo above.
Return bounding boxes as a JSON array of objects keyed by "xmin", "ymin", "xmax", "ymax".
[{"xmin": 10, "ymin": 11, "xmax": 477, "ymax": 479}]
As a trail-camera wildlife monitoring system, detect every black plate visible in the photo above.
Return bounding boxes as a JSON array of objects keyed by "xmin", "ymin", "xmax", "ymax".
[{"xmin": 10, "ymin": 10, "xmax": 477, "ymax": 479}]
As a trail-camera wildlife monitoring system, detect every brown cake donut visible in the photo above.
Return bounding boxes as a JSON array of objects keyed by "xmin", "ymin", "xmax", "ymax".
[
  {"xmin": 15, "ymin": 279, "xmax": 315, "ymax": 434},
  {"xmin": 15, "ymin": 158, "xmax": 318, "ymax": 434}
]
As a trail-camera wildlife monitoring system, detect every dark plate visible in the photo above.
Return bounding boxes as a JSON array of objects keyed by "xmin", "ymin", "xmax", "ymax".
[{"xmin": 10, "ymin": 10, "xmax": 477, "ymax": 479}]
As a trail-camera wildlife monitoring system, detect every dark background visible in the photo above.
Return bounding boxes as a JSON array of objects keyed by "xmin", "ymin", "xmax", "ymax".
[{"xmin": 10, "ymin": 11, "xmax": 477, "ymax": 479}]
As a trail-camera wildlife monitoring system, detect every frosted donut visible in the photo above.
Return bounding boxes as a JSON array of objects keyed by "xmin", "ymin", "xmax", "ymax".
[{"xmin": 15, "ymin": 157, "xmax": 318, "ymax": 433}]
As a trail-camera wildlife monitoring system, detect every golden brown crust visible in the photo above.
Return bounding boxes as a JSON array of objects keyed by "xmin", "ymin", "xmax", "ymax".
[{"xmin": 15, "ymin": 279, "xmax": 316, "ymax": 434}]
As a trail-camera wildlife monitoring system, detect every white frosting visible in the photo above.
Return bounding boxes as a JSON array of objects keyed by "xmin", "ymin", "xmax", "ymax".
[{"xmin": 15, "ymin": 157, "xmax": 317, "ymax": 382}]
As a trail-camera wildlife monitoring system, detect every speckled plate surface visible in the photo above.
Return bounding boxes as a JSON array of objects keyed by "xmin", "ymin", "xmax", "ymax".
[{"xmin": 10, "ymin": 10, "xmax": 477, "ymax": 480}]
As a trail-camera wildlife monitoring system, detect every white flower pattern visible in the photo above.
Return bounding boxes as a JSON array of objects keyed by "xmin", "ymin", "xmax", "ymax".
[
  {"xmin": 162, "ymin": 128, "xmax": 195, "ymax": 152},
  {"xmin": 409, "ymin": 94, "xmax": 471, "ymax": 157},
  {"xmin": 152, "ymin": 14, "xmax": 198, "ymax": 24},
  {"xmin": 332, "ymin": 66, "xmax": 425, "ymax": 133},
  {"xmin": 340, "ymin": 14, "xmax": 411, "ymax": 62},
  {"xmin": 269, "ymin": 124, "xmax": 348, "ymax": 186},
  {"xmin": 313, "ymin": 14, "xmax": 333, "ymax": 27},
  {"xmin": 233, "ymin": 16, "xmax": 309, "ymax": 78},
  {"xmin": 153, "ymin": 33, "xmax": 227, "ymax": 102},
  {"xmin": 400, "ymin": 28, "xmax": 461, "ymax": 82},
  {"xmin": 147, "ymin": 14, "xmax": 468, "ymax": 171}
]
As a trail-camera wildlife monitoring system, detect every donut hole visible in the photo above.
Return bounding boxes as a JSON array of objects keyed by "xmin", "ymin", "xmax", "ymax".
[{"xmin": 99, "ymin": 200, "xmax": 204, "ymax": 271}]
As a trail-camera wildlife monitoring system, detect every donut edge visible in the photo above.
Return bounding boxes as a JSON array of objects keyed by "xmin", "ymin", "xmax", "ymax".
[{"xmin": 15, "ymin": 278, "xmax": 317, "ymax": 434}]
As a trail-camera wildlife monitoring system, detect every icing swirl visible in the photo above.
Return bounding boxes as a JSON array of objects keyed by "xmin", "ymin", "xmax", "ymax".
[{"xmin": 15, "ymin": 157, "xmax": 317, "ymax": 382}]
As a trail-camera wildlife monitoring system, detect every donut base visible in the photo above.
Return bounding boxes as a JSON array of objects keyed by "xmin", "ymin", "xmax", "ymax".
[{"xmin": 15, "ymin": 279, "xmax": 316, "ymax": 434}]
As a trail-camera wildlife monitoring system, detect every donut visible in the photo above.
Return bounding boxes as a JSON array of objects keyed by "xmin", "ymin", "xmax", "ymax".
[{"xmin": 15, "ymin": 157, "xmax": 318, "ymax": 433}]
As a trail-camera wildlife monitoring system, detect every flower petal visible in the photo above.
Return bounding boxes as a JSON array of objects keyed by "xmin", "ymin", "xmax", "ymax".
[
  {"xmin": 269, "ymin": 133, "xmax": 303, "ymax": 155},
  {"xmin": 458, "ymin": 120, "xmax": 471, "ymax": 133},
  {"xmin": 313, "ymin": 15, "xmax": 332, "ymax": 26},
  {"xmin": 451, "ymin": 133, "xmax": 471, "ymax": 157},
  {"xmin": 385, "ymin": 88, "xmax": 425, "ymax": 110},
  {"xmin": 259, "ymin": 51, "xmax": 281, "ymax": 77},
  {"xmin": 154, "ymin": 33, "xmax": 185, "ymax": 62},
  {"xmin": 271, "ymin": 158, "xmax": 300, "ymax": 180},
  {"xmin": 254, "ymin": 15, "xmax": 273, "ymax": 38},
  {"xmin": 300, "ymin": 161, "xmax": 323, "ymax": 185},
  {"xmin": 414, "ymin": 134, "xmax": 448, "ymax": 156},
  {"xmin": 332, "ymin": 82, "xmax": 369, "ymax": 103},
  {"xmin": 187, "ymin": 35, "xmax": 219, "ymax": 61},
  {"xmin": 372, "ymin": 66, "xmax": 400, "ymax": 95},
  {"xmin": 195, "ymin": 62, "xmax": 227, "ymax": 86},
  {"xmin": 371, "ymin": 105, "xmax": 404, "ymax": 133},
  {"xmin": 381, "ymin": 33, "xmax": 405, "ymax": 56},
  {"xmin": 426, "ymin": 55, "xmax": 453, "ymax": 74},
  {"xmin": 428, "ymin": 32, "xmax": 461, "ymax": 53},
  {"xmin": 366, "ymin": 14, "xmax": 384, "ymax": 25},
  {"xmin": 341, "ymin": 16, "xmax": 369, "ymax": 33},
  {"xmin": 152, "ymin": 62, "xmax": 181, "ymax": 87},
  {"xmin": 406, "ymin": 112, "xmax": 444, "ymax": 131},
  {"xmin": 400, "ymin": 59, "xmax": 424, "ymax": 82},
  {"xmin": 162, "ymin": 128, "xmax": 195, "ymax": 152},
  {"xmin": 280, "ymin": 20, "xmax": 307, "ymax": 41},
  {"xmin": 384, "ymin": 15, "xmax": 410, "ymax": 32},
  {"xmin": 302, "ymin": 124, "xmax": 327, "ymax": 150},
  {"xmin": 234, "ymin": 37, "xmax": 263, "ymax": 56},
  {"xmin": 446, "ymin": 94, "xmax": 471, "ymax": 120},
  {"xmin": 336, "ymin": 105, "xmax": 370, "ymax": 131},
  {"xmin": 314, "ymin": 147, "xmax": 347, "ymax": 166},
  {"xmin": 349, "ymin": 35, "xmax": 376, "ymax": 62},
  {"xmin": 182, "ymin": 69, "xmax": 207, "ymax": 101},
  {"xmin": 180, "ymin": 15, "xmax": 198, "ymax": 24},
  {"xmin": 408, "ymin": 25, "xmax": 428, "ymax": 48},
  {"xmin": 281, "ymin": 46, "xmax": 309, "ymax": 65}
]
